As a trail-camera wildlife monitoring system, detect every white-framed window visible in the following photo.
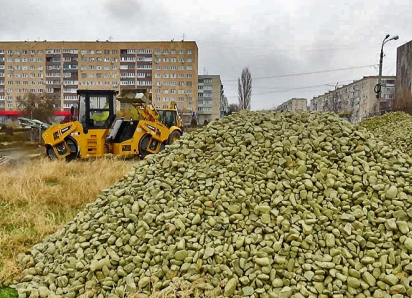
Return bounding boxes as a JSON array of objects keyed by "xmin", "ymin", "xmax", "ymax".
[
  {"xmin": 163, "ymin": 74, "xmax": 169, "ymax": 78},
  {"xmin": 171, "ymin": 50, "xmax": 176, "ymax": 54},
  {"xmin": 163, "ymin": 58, "xmax": 169, "ymax": 62},
  {"xmin": 37, "ymin": 58, "xmax": 43, "ymax": 62},
  {"xmin": 171, "ymin": 66, "xmax": 177, "ymax": 70},
  {"xmin": 179, "ymin": 50, "xmax": 184, "ymax": 54},
  {"xmin": 155, "ymin": 74, "xmax": 161, "ymax": 78},
  {"xmin": 171, "ymin": 73, "xmax": 176, "ymax": 78},
  {"xmin": 186, "ymin": 66, "xmax": 192, "ymax": 70},
  {"xmin": 89, "ymin": 50, "xmax": 94, "ymax": 54},
  {"xmin": 163, "ymin": 66, "xmax": 169, "ymax": 70},
  {"xmin": 155, "ymin": 65, "xmax": 160, "ymax": 70},
  {"xmin": 163, "ymin": 81, "xmax": 169, "ymax": 86},
  {"xmin": 179, "ymin": 66, "xmax": 184, "ymax": 70},
  {"xmin": 164, "ymin": 90, "xmax": 169, "ymax": 94},
  {"xmin": 178, "ymin": 90, "xmax": 184, "ymax": 94},
  {"xmin": 187, "ymin": 74, "xmax": 192, "ymax": 78},
  {"xmin": 170, "ymin": 81, "xmax": 176, "ymax": 86},
  {"xmin": 89, "ymin": 65, "xmax": 95, "ymax": 70},
  {"xmin": 178, "ymin": 73, "xmax": 184, "ymax": 78},
  {"xmin": 155, "ymin": 82, "xmax": 161, "ymax": 86},
  {"xmin": 163, "ymin": 50, "xmax": 168, "ymax": 55},
  {"xmin": 96, "ymin": 50, "xmax": 102, "ymax": 55},
  {"xmin": 187, "ymin": 50, "xmax": 192, "ymax": 54}
]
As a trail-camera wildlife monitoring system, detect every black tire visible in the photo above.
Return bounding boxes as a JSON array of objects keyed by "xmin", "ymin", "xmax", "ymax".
[
  {"xmin": 65, "ymin": 137, "xmax": 79, "ymax": 161},
  {"xmin": 168, "ymin": 130, "xmax": 182, "ymax": 145},
  {"xmin": 138, "ymin": 133, "xmax": 152, "ymax": 158},
  {"xmin": 46, "ymin": 146, "xmax": 58, "ymax": 160}
]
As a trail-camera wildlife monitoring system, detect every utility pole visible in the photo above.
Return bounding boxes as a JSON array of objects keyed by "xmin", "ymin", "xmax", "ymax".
[{"xmin": 376, "ymin": 34, "xmax": 399, "ymax": 115}]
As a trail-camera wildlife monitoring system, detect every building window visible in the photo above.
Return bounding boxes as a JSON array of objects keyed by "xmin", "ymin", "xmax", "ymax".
[
  {"xmin": 163, "ymin": 66, "xmax": 169, "ymax": 70},
  {"xmin": 186, "ymin": 66, "xmax": 192, "ymax": 70},
  {"xmin": 179, "ymin": 50, "xmax": 184, "ymax": 54},
  {"xmin": 186, "ymin": 74, "xmax": 192, "ymax": 78},
  {"xmin": 112, "ymin": 50, "xmax": 118, "ymax": 54},
  {"xmin": 163, "ymin": 50, "xmax": 168, "ymax": 55},
  {"xmin": 155, "ymin": 65, "xmax": 160, "ymax": 70},
  {"xmin": 163, "ymin": 58, "xmax": 169, "ymax": 62}
]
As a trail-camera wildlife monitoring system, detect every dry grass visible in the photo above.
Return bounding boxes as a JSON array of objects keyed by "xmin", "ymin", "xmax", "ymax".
[{"xmin": 0, "ymin": 157, "xmax": 131, "ymax": 284}]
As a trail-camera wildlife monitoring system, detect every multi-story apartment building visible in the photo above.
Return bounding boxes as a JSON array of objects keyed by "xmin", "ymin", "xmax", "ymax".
[
  {"xmin": 277, "ymin": 98, "xmax": 307, "ymax": 112},
  {"xmin": 197, "ymin": 75, "xmax": 226, "ymax": 123},
  {"xmin": 310, "ymin": 76, "xmax": 395, "ymax": 123},
  {"xmin": 0, "ymin": 41, "xmax": 198, "ymax": 122}
]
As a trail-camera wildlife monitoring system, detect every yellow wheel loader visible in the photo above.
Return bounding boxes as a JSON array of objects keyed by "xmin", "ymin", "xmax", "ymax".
[{"xmin": 42, "ymin": 89, "xmax": 183, "ymax": 160}]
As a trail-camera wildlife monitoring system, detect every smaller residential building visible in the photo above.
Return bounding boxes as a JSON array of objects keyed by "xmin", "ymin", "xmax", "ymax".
[
  {"xmin": 310, "ymin": 76, "xmax": 395, "ymax": 123},
  {"xmin": 197, "ymin": 75, "xmax": 225, "ymax": 124},
  {"xmin": 277, "ymin": 98, "xmax": 307, "ymax": 112}
]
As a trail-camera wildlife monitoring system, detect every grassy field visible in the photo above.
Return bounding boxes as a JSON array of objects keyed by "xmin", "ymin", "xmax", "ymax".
[{"xmin": 0, "ymin": 158, "xmax": 132, "ymax": 285}]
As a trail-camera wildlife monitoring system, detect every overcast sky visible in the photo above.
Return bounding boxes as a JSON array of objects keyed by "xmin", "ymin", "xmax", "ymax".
[{"xmin": 1, "ymin": 0, "xmax": 411, "ymax": 110}]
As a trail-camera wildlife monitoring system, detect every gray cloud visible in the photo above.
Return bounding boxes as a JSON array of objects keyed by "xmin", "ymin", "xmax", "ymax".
[
  {"xmin": 104, "ymin": 0, "xmax": 142, "ymax": 21},
  {"xmin": 0, "ymin": 0, "xmax": 410, "ymax": 109}
]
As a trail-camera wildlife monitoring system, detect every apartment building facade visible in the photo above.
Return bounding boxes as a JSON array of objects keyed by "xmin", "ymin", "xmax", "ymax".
[
  {"xmin": 310, "ymin": 76, "xmax": 395, "ymax": 123},
  {"xmin": 197, "ymin": 75, "xmax": 226, "ymax": 123},
  {"xmin": 277, "ymin": 98, "xmax": 307, "ymax": 112},
  {"xmin": 0, "ymin": 41, "xmax": 198, "ymax": 121}
]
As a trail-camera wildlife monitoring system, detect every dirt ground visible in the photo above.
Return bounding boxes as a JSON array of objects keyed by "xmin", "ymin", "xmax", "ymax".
[{"xmin": 0, "ymin": 143, "xmax": 44, "ymax": 166}]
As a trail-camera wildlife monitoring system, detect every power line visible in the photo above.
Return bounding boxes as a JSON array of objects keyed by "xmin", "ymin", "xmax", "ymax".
[
  {"xmin": 223, "ymin": 64, "xmax": 378, "ymax": 82},
  {"xmin": 224, "ymin": 79, "xmax": 358, "ymax": 91},
  {"xmin": 225, "ymin": 81, "xmax": 362, "ymax": 99}
]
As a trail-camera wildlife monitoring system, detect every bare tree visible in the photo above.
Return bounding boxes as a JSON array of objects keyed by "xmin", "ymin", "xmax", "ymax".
[
  {"xmin": 17, "ymin": 93, "xmax": 59, "ymax": 123},
  {"xmin": 228, "ymin": 103, "xmax": 240, "ymax": 115},
  {"xmin": 238, "ymin": 68, "xmax": 252, "ymax": 110}
]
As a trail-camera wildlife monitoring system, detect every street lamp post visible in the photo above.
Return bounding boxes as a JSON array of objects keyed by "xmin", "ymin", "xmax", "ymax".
[{"xmin": 377, "ymin": 34, "xmax": 399, "ymax": 114}]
